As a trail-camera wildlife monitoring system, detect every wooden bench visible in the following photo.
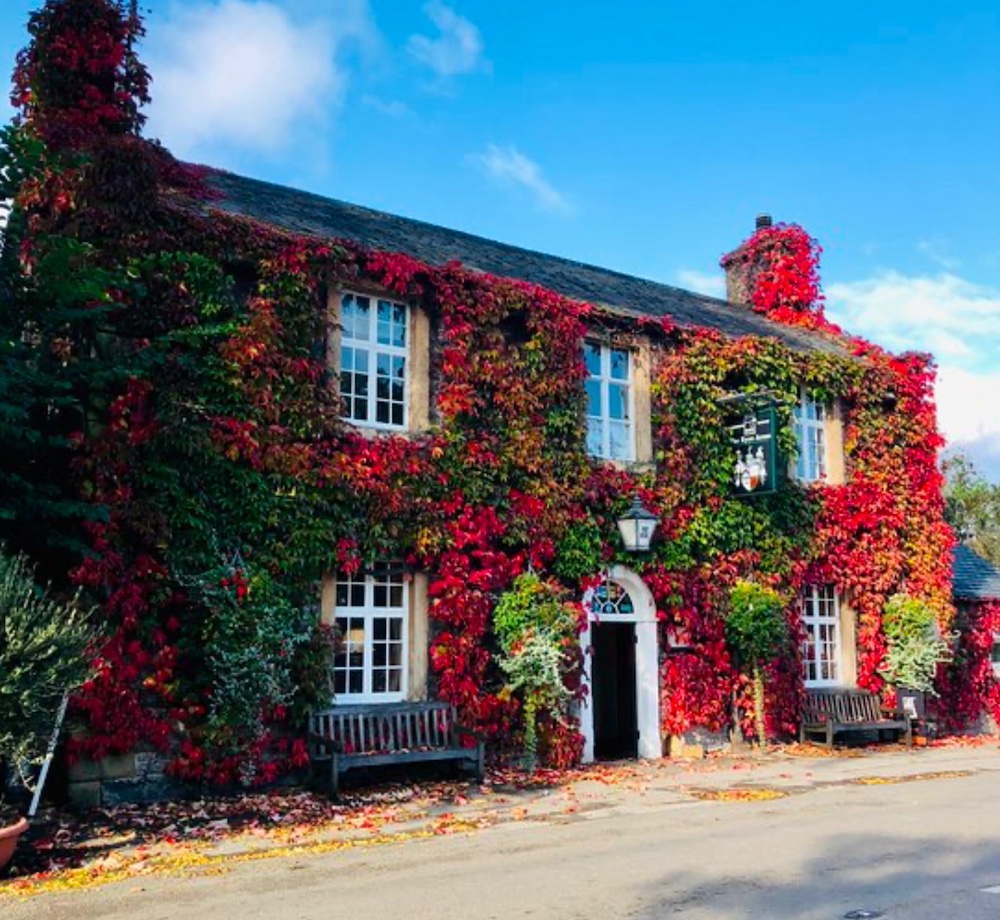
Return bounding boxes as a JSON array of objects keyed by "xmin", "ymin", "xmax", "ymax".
[
  {"xmin": 308, "ymin": 701, "xmax": 485, "ymax": 796},
  {"xmin": 800, "ymin": 688, "xmax": 912, "ymax": 748}
]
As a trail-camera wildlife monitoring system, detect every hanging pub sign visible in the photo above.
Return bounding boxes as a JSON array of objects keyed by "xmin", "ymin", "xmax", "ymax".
[{"xmin": 726, "ymin": 396, "xmax": 778, "ymax": 496}]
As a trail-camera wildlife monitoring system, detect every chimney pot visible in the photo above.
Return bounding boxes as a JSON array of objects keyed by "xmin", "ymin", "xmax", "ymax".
[{"xmin": 756, "ymin": 213, "xmax": 773, "ymax": 231}]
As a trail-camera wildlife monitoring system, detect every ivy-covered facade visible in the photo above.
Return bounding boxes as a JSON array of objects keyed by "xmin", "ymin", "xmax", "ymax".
[{"xmin": 1, "ymin": 0, "xmax": 990, "ymax": 796}]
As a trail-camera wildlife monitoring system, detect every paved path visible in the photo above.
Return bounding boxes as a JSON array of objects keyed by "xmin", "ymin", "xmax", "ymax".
[{"xmin": 6, "ymin": 743, "xmax": 1000, "ymax": 919}]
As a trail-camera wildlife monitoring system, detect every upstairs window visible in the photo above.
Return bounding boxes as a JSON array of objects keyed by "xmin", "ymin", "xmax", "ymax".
[
  {"xmin": 992, "ymin": 633, "xmax": 1000, "ymax": 677},
  {"xmin": 332, "ymin": 564, "xmax": 408, "ymax": 703},
  {"xmin": 793, "ymin": 392, "xmax": 827, "ymax": 483},
  {"xmin": 585, "ymin": 342, "xmax": 634, "ymax": 462},
  {"xmin": 340, "ymin": 293, "xmax": 409, "ymax": 430},
  {"xmin": 802, "ymin": 585, "xmax": 841, "ymax": 687}
]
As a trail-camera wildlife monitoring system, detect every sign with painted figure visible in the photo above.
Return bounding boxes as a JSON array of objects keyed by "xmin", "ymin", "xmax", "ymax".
[{"xmin": 728, "ymin": 400, "xmax": 778, "ymax": 496}]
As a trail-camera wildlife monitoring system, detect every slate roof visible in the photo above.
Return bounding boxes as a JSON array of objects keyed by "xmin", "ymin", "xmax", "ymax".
[
  {"xmin": 953, "ymin": 544, "xmax": 1000, "ymax": 601},
  {"xmin": 208, "ymin": 172, "xmax": 844, "ymax": 355}
]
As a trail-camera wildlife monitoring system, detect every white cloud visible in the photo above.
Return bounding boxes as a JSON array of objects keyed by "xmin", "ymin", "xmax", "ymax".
[
  {"xmin": 144, "ymin": 0, "xmax": 375, "ymax": 161},
  {"xmin": 826, "ymin": 271, "xmax": 1000, "ymax": 479},
  {"xmin": 407, "ymin": 2, "xmax": 488, "ymax": 80},
  {"xmin": 677, "ymin": 268, "xmax": 725, "ymax": 299},
  {"xmin": 937, "ymin": 366, "xmax": 1000, "ymax": 443},
  {"xmin": 827, "ymin": 272, "xmax": 1000, "ymax": 367},
  {"xmin": 472, "ymin": 144, "xmax": 571, "ymax": 215}
]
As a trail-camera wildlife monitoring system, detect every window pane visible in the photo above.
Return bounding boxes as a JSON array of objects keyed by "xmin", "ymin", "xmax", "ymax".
[
  {"xmin": 585, "ymin": 343, "xmax": 602, "ymax": 376},
  {"xmin": 341, "ymin": 295, "xmax": 356, "ymax": 338},
  {"xmin": 344, "ymin": 295, "xmax": 370, "ymax": 341},
  {"xmin": 586, "ymin": 380, "xmax": 602, "ymax": 417},
  {"xmin": 377, "ymin": 300, "xmax": 391, "ymax": 345},
  {"xmin": 586, "ymin": 418, "xmax": 603, "ymax": 456},
  {"xmin": 608, "ymin": 384, "xmax": 628, "ymax": 421},
  {"xmin": 609, "ymin": 421, "xmax": 630, "ymax": 460},
  {"xmin": 392, "ymin": 305, "xmax": 406, "ymax": 347},
  {"xmin": 610, "ymin": 349, "xmax": 629, "ymax": 381},
  {"xmin": 388, "ymin": 670, "xmax": 402, "ymax": 692}
]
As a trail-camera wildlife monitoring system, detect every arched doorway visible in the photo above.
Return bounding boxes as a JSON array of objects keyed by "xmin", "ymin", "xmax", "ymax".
[{"xmin": 580, "ymin": 566, "xmax": 661, "ymax": 762}]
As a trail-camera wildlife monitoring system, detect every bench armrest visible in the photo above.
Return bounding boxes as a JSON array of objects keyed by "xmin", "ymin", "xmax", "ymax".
[
  {"xmin": 881, "ymin": 705, "xmax": 912, "ymax": 721},
  {"xmin": 800, "ymin": 708, "xmax": 828, "ymax": 723},
  {"xmin": 455, "ymin": 724, "xmax": 487, "ymax": 743},
  {"xmin": 309, "ymin": 732, "xmax": 344, "ymax": 755}
]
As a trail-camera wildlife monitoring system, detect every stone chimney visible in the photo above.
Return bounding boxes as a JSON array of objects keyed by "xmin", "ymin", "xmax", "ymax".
[{"xmin": 721, "ymin": 214, "xmax": 772, "ymax": 305}]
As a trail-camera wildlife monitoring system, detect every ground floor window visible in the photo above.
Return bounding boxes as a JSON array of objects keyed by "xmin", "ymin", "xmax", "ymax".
[
  {"xmin": 333, "ymin": 564, "xmax": 408, "ymax": 702},
  {"xmin": 802, "ymin": 585, "xmax": 841, "ymax": 687}
]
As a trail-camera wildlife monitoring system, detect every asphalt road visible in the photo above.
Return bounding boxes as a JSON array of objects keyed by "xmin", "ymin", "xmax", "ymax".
[{"xmin": 8, "ymin": 753, "xmax": 1000, "ymax": 920}]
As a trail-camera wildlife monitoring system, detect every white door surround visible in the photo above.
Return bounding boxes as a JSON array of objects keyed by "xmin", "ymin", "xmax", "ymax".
[{"xmin": 580, "ymin": 566, "xmax": 661, "ymax": 762}]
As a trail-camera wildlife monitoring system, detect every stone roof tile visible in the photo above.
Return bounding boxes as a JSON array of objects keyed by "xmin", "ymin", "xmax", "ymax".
[{"xmin": 953, "ymin": 544, "xmax": 1000, "ymax": 601}]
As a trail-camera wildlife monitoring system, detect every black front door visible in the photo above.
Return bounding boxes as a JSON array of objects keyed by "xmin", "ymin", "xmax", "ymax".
[{"xmin": 592, "ymin": 621, "xmax": 638, "ymax": 760}]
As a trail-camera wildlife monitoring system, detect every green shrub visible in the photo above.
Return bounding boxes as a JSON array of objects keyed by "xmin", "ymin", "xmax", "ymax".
[
  {"xmin": 879, "ymin": 594, "xmax": 952, "ymax": 694},
  {"xmin": 0, "ymin": 548, "xmax": 95, "ymax": 777}
]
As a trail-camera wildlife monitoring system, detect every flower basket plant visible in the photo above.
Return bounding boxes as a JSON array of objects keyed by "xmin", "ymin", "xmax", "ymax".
[
  {"xmin": 879, "ymin": 594, "xmax": 953, "ymax": 714},
  {"xmin": 493, "ymin": 573, "xmax": 584, "ymax": 773},
  {"xmin": 0, "ymin": 548, "xmax": 95, "ymax": 870},
  {"xmin": 724, "ymin": 581, "xmax": 789, "ymax": 747}
]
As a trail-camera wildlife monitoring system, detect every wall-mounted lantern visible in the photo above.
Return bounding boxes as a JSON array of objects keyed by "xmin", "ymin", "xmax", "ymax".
[{"xmin": 617, "ymin": 494, "xmax": 658, "ymax": 553}]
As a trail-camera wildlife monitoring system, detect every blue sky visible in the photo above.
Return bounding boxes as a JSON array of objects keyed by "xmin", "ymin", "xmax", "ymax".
[{"xmin": 2, "ymin": 0, "xmax": 999, "ymax": 476}]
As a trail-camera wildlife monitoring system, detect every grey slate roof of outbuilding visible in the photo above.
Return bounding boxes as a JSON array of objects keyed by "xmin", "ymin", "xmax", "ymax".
[
  {"xmin": 953, "ymin": 544, "xmax": 1000, "ymax": 601},
  {"xmin": 208, "ymin": 172, "xmax": 845, "ymax": 355}
]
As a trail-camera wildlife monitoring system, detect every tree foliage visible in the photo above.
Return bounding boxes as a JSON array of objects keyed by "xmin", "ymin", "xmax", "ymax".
[{"xmin": 944, "ymin": 452, "xmax": 1000, "ymax": 567}]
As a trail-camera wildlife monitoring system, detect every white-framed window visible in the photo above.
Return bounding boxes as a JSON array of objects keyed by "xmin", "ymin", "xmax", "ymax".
[
  {"xmin": 991, "ymin": 633, "xmax": 1000, "ymax": 677},
  {"xmin": 340, "ymin": 292, "xmax": 409, "ymax": 430},
  {"xmin": 585, "ymin": 342, "xmax": 634, "ymax": 461},
  {"xmin": 793, "ymin": 392, "xmax": 827, "ymax": 483},
  {"xmin": 332, "ymin": 564, "xmax": 408, "ymax": 703},
  {"xmin": 802, "ymin": 585, "xmax": 841, "ymax": 687}
]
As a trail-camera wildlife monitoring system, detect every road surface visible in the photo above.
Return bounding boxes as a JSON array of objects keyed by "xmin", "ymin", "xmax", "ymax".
[{"xmin": 7, "ymin": 749, "xmax": 1000, "ymax": 919}]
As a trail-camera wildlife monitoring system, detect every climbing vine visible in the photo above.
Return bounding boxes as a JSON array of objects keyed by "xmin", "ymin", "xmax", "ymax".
[{"xmin": 0, "ymin": 0, "xmax": 985, "ymax": 787}]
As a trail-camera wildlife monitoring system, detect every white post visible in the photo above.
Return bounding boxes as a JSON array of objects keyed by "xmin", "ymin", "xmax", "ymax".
[{"xmin": 580, "ymin": 617, "xmax": 595, "ymax": 762}]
